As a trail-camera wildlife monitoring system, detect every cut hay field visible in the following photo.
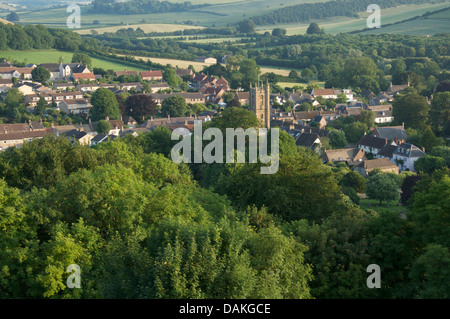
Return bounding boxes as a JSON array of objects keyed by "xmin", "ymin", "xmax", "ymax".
[
  {"xmin": 0, "ymin": 50, "xmax": 148, "ymax": 71},
  {"xmin": 121, "ymin": 54, "xmax": 301, "ymax": 76},
  {"xmin": 0, "ymin": 17, "xmax": 13, "ymax": 24}
]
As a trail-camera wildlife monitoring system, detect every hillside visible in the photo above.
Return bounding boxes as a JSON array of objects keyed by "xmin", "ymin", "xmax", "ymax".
[
  {"xmin": 12, "ymin": 0, "xmax": 450, "ymax": 36},
  {"xmin": 359, "ymin": 5, "xmax": 450, "ymax": 35},
  {"xmin": 0, "ymin": 17, "xmax": 13, "ymax": 24}
]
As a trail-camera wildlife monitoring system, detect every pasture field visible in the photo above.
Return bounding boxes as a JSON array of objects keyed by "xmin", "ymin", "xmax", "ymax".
[
  {"xmin": 0, "ymin": 50, "xmax": 148, "ymax": 71},
  {"xmin": 181, "ymin": 37, "xmax": 244, "ymax": 44},
  {"xmin": 14, "ymin": 0, "xmax": 325, "ymax": 27},
  {"xmin": 12, "ymin": 0, "xmax": 450, "ymax": 35},
  {"xmin": 75, "ymin": 23, "xmax": 204, "ymax": 35},
  {"xmin": 361, "ymin": 6, "xmax": 450, "ymax": 35}
]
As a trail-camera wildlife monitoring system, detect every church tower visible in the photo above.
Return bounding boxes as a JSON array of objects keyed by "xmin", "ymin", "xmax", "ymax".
[{"xmin": 249, "ymin": 80, "xmax": 270, "ymax": 129}]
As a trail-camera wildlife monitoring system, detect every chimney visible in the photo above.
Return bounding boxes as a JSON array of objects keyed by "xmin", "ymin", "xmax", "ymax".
[{"xmin": 106, "ymin": 116, "xmax": 109, "ymax": 121}]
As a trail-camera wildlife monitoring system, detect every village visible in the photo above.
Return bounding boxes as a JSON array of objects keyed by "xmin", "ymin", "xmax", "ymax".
[{"xmin": 0, "ymin": 58, "xmax": 429, "ymax": 176}]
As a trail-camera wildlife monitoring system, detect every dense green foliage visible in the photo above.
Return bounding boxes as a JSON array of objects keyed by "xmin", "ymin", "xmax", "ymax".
[{"xmin": 0, "ymin": 110, "xmax": 448, "ymax": 298}]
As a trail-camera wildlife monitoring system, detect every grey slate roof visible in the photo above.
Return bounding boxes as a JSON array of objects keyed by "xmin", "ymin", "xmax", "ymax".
[
  {"xmin": 393, "ymin": 143, "xmax": 426, "ymax": 158},
  {"xmin": 295, "ymin": 132, "xmax": 320, "ymax": 148},
  {"xmin": 358, "ymin": 135, "xmax": 388, "ymax": 149},
  {"xmin": 373, "ymin": 126, "xmax": 407, "ymax": 141}
]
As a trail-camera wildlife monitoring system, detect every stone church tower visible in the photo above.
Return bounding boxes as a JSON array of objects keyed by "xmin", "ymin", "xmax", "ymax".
[{"xmin": 249, "ymin": 80, "xmax": 270, "ymax": 129}]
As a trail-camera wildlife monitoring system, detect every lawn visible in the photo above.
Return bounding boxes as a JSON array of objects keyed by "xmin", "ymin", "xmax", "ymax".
[
  {"xmin": 359, "ymin": 198, "xmax": 408, "ymax": 215},
  {"xmin": 0, "ymin": 50, "xmax": 149, "ymax": 72}
]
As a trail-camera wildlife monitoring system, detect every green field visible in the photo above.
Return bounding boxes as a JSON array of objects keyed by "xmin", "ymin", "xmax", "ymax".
[
  {"xmin": 181, "ymin": 37, "xmax": 244, "ymax": 43},
  {"xmin": 0, "ymin": 50, "xmax": 149, "ymax": 71},
  {"xmin": 13, "ymin": 0, "xmax": 450, "ymax": 35},
  {"xmin": 13, "ymin": 0, "xmax": 324, "ymax": 27},
  {"xmin": 255, "ymin": 2, "xmax": 450, "ymax": 35},
  {"xmin": 361, "ymin": 6, "xmax": 450, "ymax": 35}
]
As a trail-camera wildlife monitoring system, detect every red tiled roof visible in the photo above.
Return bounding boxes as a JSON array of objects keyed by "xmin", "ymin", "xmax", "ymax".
[
  {"xmin": 140, "ymin": 70, "xmax": 163, "ymax": 78},
  {"xmin": 73, "ymin": 73, "xmax": 96, "ymax": 80}
]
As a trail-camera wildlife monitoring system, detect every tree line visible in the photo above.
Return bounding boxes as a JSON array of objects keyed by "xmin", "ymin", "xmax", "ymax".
[
  {"xmin": 90, "ymin": 0, "xmax": 208, "ymax": 15},
  {"xmin": 0, "ymin": 22, "xmax": 82, "ymax": 51}
]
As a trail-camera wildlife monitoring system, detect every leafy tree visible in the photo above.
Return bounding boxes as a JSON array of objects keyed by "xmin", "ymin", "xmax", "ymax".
[
  {"xmin": 0, "ymin": 135, "xmax": 101, "ymax": 190},
  {"xmin": 140, "ymin": 126, "xmax": 176, "ymax": 157},
  {"xmin": 429, "ymin": 92, "xmax": 450, "ymax": 134},
  {"xmin": 41, "ymin": 164, "xmax": 152, "ymax": 237},
  {"xmin": 163, "ymin": 68, "xmax": 181, "ymax": 87},
  {"xmin": 342, "ymin": 186, "xmax": 360, "ymax": 205},
  {"xmin": 96, "ymin": 120, "xmax": 111, "ymax": 134},
  {"xmin": 409, "ymin": 174, "xmax": 450, "ymax": 247},
  {"xmin": 409, "ymin": 244, "xmax": 450, "ymax": 299},
  {"xmin": 218, "ymin": 150, "xmax": 346, "ymax": 222},
  {"xmin": 359, "ymin": 110, "xmax": 375, "ymax": 128},
  {"xmin": 140, "ymin": 153, "xmax": 192, "ymax": 188},
  {"xmin": 343, "ymin": 122, "xmax": 367, "ymax": 144},
  {"xmin": 366, "ymin": 173, "xmax": 399, "ymax": 205},
  {"xmin": 327, "ymin": 130, "xmax": 348, "ymax": 149},
  {"xmin": 90, "ymin": 88, "xmax": 121, "ymax": 121},
  {"xmin": 161, "ymin": 95, "xmax": 187, "ymax": 117},
  {"xmin": 306, "ymin": 22, "xmax": 324, "ymax": 34},
  {"xmin": 72, "ymin": 52, "xmax": 92, "ymax": 70},
  {"xmin": 391, "ymin": 59, "xmax": 406, "ymax": 76},
  {"xmin": 400, "ymin": 174, "xmax": 421, "ymax": 207},
  {"xmin": 392, "ymin": 90, "xmax": 429, "ymax": 129},
  {"xmin": 238, "ymin": 19, "xmax": 255, "ymax": 34},
  {"xmin": 429, "ymin": 146, "xmax": 450, "ymax": 166},
  {"xmin": 34, "ymin": 97, "xmax": 48, "ymax": 117},
  {"xmin": 414, "ymin": 156, "xmax": 446, "ymax": 175},
  {"xmin": 284, "ymin": 208, "xmax": 377, "ymax": 298},
  {"xmin": 419, "ymin": 127, "xmax": 441, "ymax": 152},
  {"xmin": 289, "ymin": 70, "xmax": 299, "ymax": 79},
  {"xmin": 301, "ymin": 68, "xmax": 313, "ymax": 81},
  {"xmin": 239, "ymin": 59, "xmax": 260, "ymax": 90},
  {"xmin": 6, "ymin": 12, "xmax": 19, "ymax": 22},
  {"xmin": 209, "ymin": 107, "xmax": 261, "ymax": 131},
  {"xmin": 31, "ymin": 66, "xmax": 51, "ymax": 84},
  {"xmin": 340, "ymin": 171, "xmax": 366, "ymax": 193},
  {"xmin": 272, "ymin": 28, "xmax": 286, "ymax": 37},
  {"xmin": 3, "ymin": 87, "xmax": 24, "ymax": 119}
]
